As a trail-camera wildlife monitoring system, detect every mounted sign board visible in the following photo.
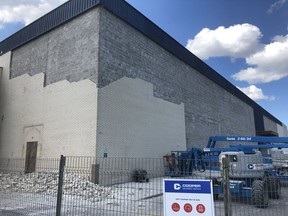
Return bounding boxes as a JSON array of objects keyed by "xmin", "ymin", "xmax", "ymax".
[{"xmin": 163, "ymin": 179, "xmax": 215, "ymax": 216}]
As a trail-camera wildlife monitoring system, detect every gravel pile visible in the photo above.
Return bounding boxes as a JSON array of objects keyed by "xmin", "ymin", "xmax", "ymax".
[{"xmin": 0, "ymin": 172, "xmax": 115, "ymax": 202}]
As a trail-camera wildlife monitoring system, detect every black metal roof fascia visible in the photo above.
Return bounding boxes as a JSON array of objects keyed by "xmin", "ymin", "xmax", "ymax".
[
  {"xmin": 0, "ymin": 0, "xmax": 101, "ymax": 54},
  {"xmin": 100, "ymin": 0, "xmax": 282, "ymax": 127},
  {"xmin": 0, "ymin": 0, "xmax": 282, "ymax": 127}
]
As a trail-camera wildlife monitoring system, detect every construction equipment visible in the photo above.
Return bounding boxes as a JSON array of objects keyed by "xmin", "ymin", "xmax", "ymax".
[
  {"xmin": 165, "ymin": 136, "xmax": 288, "ymax": 208},
  {"xmin": 133, "ymin": 169, "xmax": 149, "ymax": 183},
  {"xmin": 202, "ymin": 136, "xmax": 288, "ymax": 178},
  {"xmin": 270, "ymin": 147, "xmax": 288, "ymax": 179}
]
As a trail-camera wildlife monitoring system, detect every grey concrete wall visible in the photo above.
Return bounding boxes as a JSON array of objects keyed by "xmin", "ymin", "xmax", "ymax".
[
  {"xmin": 10, "ymin": 8, "xmax": 100, "ymax": 85},
  {"xmin": 0, "ymin": 67, "xmax": 2, "ymax": 86},
  {"xmin": 263, "ymin": 116, "xmax": 278, "ymax": 134},
  {"xmin": 98, "ymin": 8, "xmax": 256, "ymax": 149},
  {"xmin": 278, "ymin": 124, "xmax": 288, "ymax": 137}
]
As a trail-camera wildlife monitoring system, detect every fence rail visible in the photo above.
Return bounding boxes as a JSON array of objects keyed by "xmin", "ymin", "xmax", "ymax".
[{"xmin": 1, "ymin": 155, "xmax": 288, "ymax": 215}]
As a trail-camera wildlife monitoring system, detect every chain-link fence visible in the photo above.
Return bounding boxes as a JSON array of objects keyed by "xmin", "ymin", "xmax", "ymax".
[{"xmin": 1, "ymin": 155, "xmax": 288, "ymax": 215}]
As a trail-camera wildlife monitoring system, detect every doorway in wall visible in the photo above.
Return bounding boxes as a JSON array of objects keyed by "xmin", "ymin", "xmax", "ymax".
[{"xmin": 25, "ymin": 141, "xmax": 38, "ymax": 173}]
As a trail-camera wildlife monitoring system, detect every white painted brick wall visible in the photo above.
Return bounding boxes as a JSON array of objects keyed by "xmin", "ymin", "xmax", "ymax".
[
  {"xmin": 96, "ymin": 77, "xmax": 187, "ymax": 158},
  {"xmin": 0, "ymin": 52, "xmax": 97, "ymax": 159}
]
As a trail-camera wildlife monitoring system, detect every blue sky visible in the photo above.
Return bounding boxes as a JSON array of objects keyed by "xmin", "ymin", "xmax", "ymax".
[{"xmin": 0, "ymin": 0, "xmax": 287, "ymax": 126}]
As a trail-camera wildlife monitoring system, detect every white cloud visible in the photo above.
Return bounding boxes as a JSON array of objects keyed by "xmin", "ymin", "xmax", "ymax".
[
  {"xmin": 232, "ymin": 35, "xmax": 288, "ymax": 84},
  {"xmin": 185, "ymin": 23, "xmax": 263, "ymax": 60},
  {"xmin": 0, "ymin": 0, "xmax": 68, "ymax": 26},
  {"xmin": 267, "ymin": 0, "xmax": 287, "ymax": 14},
  {"xmin": 185, "ymin": 23, "xmax": 288, "ymax": 85},
  {"xmin": 237, "ymin": 85, "xmax": 275, "ymax": 101}
]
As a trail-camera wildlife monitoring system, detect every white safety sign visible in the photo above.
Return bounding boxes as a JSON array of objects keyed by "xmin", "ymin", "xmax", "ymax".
[{"xmin": 163, "ymin": 179, "xmax": 215, "ymax": 216}]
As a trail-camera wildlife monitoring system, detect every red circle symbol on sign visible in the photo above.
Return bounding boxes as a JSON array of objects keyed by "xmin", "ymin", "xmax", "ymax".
[
  {"xmin": 171, "ymin": 203, "xmax": 180, "ymax": 212},
  {"xmin": 196, "ymin": 204, "xmax": 206, "ymax": 213},
  {"xmin": 184, "ymin": 203, "xmax": 193, "ymax": 213}
]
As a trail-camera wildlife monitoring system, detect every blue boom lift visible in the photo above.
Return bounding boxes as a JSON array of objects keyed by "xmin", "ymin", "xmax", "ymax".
[{"xmin": 165, "ymin": 136, "xmax": 288, "ymax": 208}]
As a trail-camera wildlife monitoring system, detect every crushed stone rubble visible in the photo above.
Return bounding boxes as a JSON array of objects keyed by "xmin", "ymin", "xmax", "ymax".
[{"xmin": 0, "ymin": 172, "xmax": 115, "ymax": 202}]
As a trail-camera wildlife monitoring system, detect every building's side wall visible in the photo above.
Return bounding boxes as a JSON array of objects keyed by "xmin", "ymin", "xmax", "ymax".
[
  {"xmin": 10, "ymin": 8, "xmax": 100, "ymax": 85},
  {"xmin": 0, "ymin": 52, "xmax": 97, "ymax": 159},
  {"xmin": 98, "ymin": 8, "xmax": 255, "ymax": 149},
  {"xmin": 263, "ymin": 113, "xmax": 288, "ymax": 136},
  {"xmin": 0, "ymin": 67, "xmax": 2, "ymax": 90},
  {"xmin": 263, "ymin": 115, "xmax": 278, "ymax": 134},
  {"xmin": 96, "ymin": 77, "xmax": 186, "ymax": 158},
  {"xmin": 277, "ymin": 123, "xmax": 288, "ymax": 137}
]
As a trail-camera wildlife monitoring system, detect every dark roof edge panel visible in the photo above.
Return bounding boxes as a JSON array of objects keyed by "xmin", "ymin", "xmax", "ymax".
[
  {"xmin": 101, "ymin": 0, "xmax": 282, "ymax": 126},
  {"xmin": 0, "ymin": 0, "xmax": 101, "ymax": 53},
  {"xmin": 0, "ymin": 0, "xmax": 282, "ymax": 127}
]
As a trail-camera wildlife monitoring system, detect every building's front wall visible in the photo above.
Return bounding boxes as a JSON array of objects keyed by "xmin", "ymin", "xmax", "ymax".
[
  {"xmin": 96, "ymin": 77, "xmax": 187, "ymax": 158},
  {"xmin": 98, "ymin": 8, "xmax": 256, "ymax": 149},
  {"xmin": 0, "ymin": 52, "xmax": 98, "ymax": 159},
  {"xmin": 0, "ymin": 5, "xmax": 187, "ymax": 162}
]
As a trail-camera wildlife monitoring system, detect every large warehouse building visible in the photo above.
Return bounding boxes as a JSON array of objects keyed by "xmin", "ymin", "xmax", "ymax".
[{"xmin": 0, "ymin": 0, "xmax": 287, "ymax": 165}]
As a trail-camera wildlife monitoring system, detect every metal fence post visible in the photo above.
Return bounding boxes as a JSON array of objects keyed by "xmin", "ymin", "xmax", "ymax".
[
  {"xmin": 91, "ymin": 164, "xmax": 100, "ymax": 184},
  {"xmin": 56, "ymin": 155, "xmax": 66, "ymax": 216},
  {"xmin": 222, "ymin": 154, "xmax": 232, "ymax": 216}
]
